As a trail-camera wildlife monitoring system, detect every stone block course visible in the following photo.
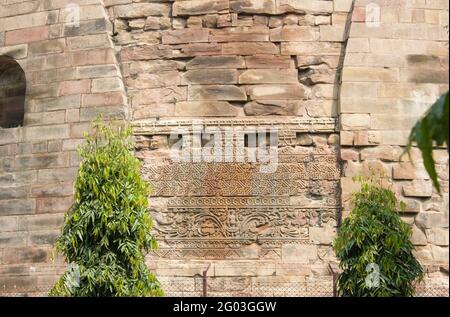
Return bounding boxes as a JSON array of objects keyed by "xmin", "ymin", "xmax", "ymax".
[{"xmin": 0, "ymin": 0, "xmax": 448, "ymax": 294}]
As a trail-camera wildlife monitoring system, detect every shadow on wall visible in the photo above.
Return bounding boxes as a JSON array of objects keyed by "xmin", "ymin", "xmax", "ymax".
[{"xmin": 0, "ymin": 55, "xmax": 26, "ymax": 128}]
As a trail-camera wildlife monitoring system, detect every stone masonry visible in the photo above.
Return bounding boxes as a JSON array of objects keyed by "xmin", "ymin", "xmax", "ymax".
[{"xmin": 0, "ymin": 0, "xmax": 448, "ymax": 296}]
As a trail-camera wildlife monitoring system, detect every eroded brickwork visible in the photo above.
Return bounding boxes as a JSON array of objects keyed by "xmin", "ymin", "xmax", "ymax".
[
  {"xmin": 0, "ymin": 0, "xmax": 128, "ymax": 290},
  {"xmin": 0, "ymin": 0, "xmax": 448, "ymax": 296}
]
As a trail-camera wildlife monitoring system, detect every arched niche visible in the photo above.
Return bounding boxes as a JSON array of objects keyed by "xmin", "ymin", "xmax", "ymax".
[{"xmin": 0, "ymin": 55, "xmax": 26, "ymax": 128}]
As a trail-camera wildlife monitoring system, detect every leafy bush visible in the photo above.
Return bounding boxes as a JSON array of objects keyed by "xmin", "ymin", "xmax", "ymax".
[
  {"xmin": 333, "ymin": 177, "xmax": 423, "ymax": 297},
  {"xmin": 404, "ymin": 91, "xmax": 449, "ymax": 193},
  {"xmin": 50, "ymin": 120, "xmax": 163, "ymax": 297}
]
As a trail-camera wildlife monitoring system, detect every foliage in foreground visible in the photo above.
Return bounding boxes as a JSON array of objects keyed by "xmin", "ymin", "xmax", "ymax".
[
  {"xmin": 333, "ymin": 177, "xmax": 423, "ymax": 297},
  {"xmin": 50, "ymin": 120, "xmax": 163, "ymax": 297},
  {"xmin": 404, "ymin": 91, "xmax": 449, "ymax": 193}
]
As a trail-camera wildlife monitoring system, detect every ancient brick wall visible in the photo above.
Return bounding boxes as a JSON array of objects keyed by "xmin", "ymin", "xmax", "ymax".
[
  {"xmin": 0, "ymin": 0, "xmax": 448, "ymax": 296},
  {"xmin": 340, "ymin": 0, "xmax": 449, "ymax": 286},
  {"xmin": 105, "ymin": 0, "xmax": 347, "ymax": 296},
  {"xmin": 0, "ymin": 0, "xmax": 128, "ymax": 290}
]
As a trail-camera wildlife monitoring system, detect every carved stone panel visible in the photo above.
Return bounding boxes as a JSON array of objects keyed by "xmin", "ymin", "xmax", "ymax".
[{"xmin": 136, "ymin": 118, "xmax": 339, "ymax": 260}]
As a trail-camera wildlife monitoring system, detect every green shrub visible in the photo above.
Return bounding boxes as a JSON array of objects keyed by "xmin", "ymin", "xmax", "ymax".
[
  {"xmin": 50, "ymin": 120, "xmax": 163, "ymax": 297},
  {"xmin": 333, "ymin": 176, "xmax": 424, "ymax": 297}
]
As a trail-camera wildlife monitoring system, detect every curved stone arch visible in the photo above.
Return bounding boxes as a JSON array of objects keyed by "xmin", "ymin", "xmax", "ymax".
[{"xmin": 0, "ymin": 55, "xmax": 26, "ymax": 128}]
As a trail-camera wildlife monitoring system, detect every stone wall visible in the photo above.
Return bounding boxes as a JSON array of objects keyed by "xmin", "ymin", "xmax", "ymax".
[
  {"xmin": 0, "ymin": 0, "xmax": 448, "ymax": 296},
  {"xmin": 340, "ymin": 0, "xmax": 449, "ymax": 284},
  {"xmin": 0, "ymin": 0, "xmax": 128, "ymax": 290},
  {"xmin": 105, "ymin": 0, "xmax": 347, "ymax": 296}
]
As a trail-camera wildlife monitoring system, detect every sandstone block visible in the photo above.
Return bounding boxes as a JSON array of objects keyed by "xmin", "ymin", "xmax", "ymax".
[
  {"xmin": 175, "ymin": 101, "xmax": 239, "ymax": 117},
  {"xmin": 334, "ymin": 0, "xmax": 353, "ymax": 12},
  {"xmin": 73, "ymin": 48, "xmax": 116, "ymax": 66},
  {"xmin": 281, "ymin": 244, "xmax": 318, "ymax": 262},
  {"xmin": 180, "ymin": 43, "xmax": 222, "ymax": 56},
  {"xmin": 120, "ymin": 45, "xmax": 172, "ymax": 61},
  {"xmin": 341, "ymin": 114, "xmax": 370, "ymax": 131},
  {"xmin": 63, "ymin": 19, "xmax": 112, "ymax": 37},
  {"xmin": 309, "ymin": 227, "xmax": 336, "ymax": 245},
  {"xmin": 245, "ymin": 55, "xmax": 291, "ymax": 69},
  {"xmin": 14, "ymin": 153, "xmax": 68, "ymax": 170},
  {"xmin": 182, "ymin": 69, "xmax": 238, "ymax": 84},
  {"xmin": 247, "ymin": 84, "xmax": 307, "ymax": 100},
  {"xmin": 58, "ymin": 79, "xmax": 91, "ymax": 96},
  {"xmin": 239, "ymin": 69, "xmax": 298, "ymax": 84},
  {"xmin": 186, "ymin": 55, "xmax": 245, "ymax": 69},
  {"xmin": 393, "ymin": 162, "xmax": 416, "ymax": 180},
  {"xmin": 416, "ymin": 212, "xmax": 448, "ymax": 229},
  {"xmin": 173, "ymin": 0, "xmax": 229, "ymax": 16},
  {"xmin": 210, "ymin": 26, "xmax": 269, "ymax": 42},
  {"xmin": 230, "ymin": 0, "xmax": 276, "ymax": 14},
  {"xmin": 340, "ymin": 149, "xmax": 359, "ymax": 161},
  {"xmin": 431, "ymin": 245, "xmax": 449, "ymax": 263},
  {"xmin": 114, "ymin": 3, "xmax": 170, "ymax": 18},
  {"xmin": 0, "ymin": 199, "xmax": 35, "ymax": 216},
  {"xmin": 80, "ymin": 106, "xmax": 126, "ymax": 121},
  {"xmin": 31, "ymin": 182, "xmax": 74, "ymax": 198},
  {"xmin": 222, "ymin": 42, "xmax": 278, "ymax": 55},
  {"xmin": 5, "ymin": 25, "xmax": 49, "ymax": 45},
  {"xmin": 37, "ymin": 167, "xmax": 78, "ymax": 182},
  {"xmin": 342, "ymin": 67, "xmax": 399, "ymax": 82},
  {"xmin": 403, "ymin": 180, "xmax": 433, "ymax": 197},
  {"xmin": 36, "ymin": 196, "xmax": 73, "ymax": 214},
  {"xmin": 189, "ymin": 85, "xmax": 246, "ymax": 101},
  {"xmin": 0, "ymin": 186, "xmax": 29, "ymax": 200},
  {"xmin": 0, "ymin": 217, "xmax": 18, "ymax": 232},
  {"xmin": 411, "ymin": 226, "xmax": 428, "ymax": 245},
  {"xmin": 244, "ymin": 100, "xmax": 299, "ymax": 116},
  {"xmin": 281, "ymin": 42, "xmax": 341, "ymax": 55},
  {"xmin": 91, "ymin": 77, "xmax": 124, "ymax": 93},
  {"xmin": 18, "ymin": 214, "xmax": 65, "ymax": 232},
  {"xmin": 23, "ymin": 125, "xmax": 70, "ymax": 142},
  {"xmin": 319, "ymin": 25, "xmax": 346, "ymax": 42},
  {"xmin": 270, "ymin": 26, "xmax": 317, "ymax": 41},
  {"xmin": 82, "ymin": 92, "xmax": 126, "ymax": 108},
  {"xmin": 2, "ymin": 247, "xmax": 49, "ymax": 265},
  {"xmin": 77, "ymin": 64, "xmax": 119, "ymax": 79},
  {"xmin": 426, "ymin": 228, "xmax": 449, "ymax": 246},
  {"xmin": 162, "ymin": 29, "xmax": 209, "ymax": 44},
  {"xmin": 277, "ymin": 0, "xmax": 333, "ymax": 14}
]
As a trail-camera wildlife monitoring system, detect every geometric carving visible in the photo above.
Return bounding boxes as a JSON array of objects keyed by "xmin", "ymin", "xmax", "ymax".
[{"xmin": 137, "ymin": 119, "xmax": 340, "ymax": 260}]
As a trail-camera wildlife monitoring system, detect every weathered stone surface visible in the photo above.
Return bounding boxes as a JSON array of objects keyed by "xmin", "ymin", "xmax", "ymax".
[
  {"xmin": 189, "ymin": 85, "xmax": 246, "ymax": 101},
  {"xmin": 173, "ymin": 0, "xmax": 229, "ymax": 16},
  {"xmin": 182, "ymin": 69, "xmax": 238, "ymax": 84},
  {"xmin": 114, "ymin": 3, "xmax": 170, "ymax": 18},
  {"xmin": 244, "ymin": 100, "xmax": 299, "ymax": 116},
  {"xmin": 403, "ymin": 180, "xmax": 433, "ymax": 197},
  {"xmin": 393, "ymin": 162, "xmax": 416, "ymax": 180},
  {"xmin": 230, "ymin": 0, "xmax": 276, "ymax": 14},
  {"xmin": 341, "ymin": 114, "xmax": 370, "ymax": 131},
  {"xmin": 222, "ymin": 42, "xmax": 279, "ymax": 55},
  {"xmin": 175, "ymin": 101, "xmax": 239, "ymax": 117},
  {"xmin": 0, "ymin": 199, "xmax": 35, "ymax": 216},
  {"xmin": 309, "ymin": 227, "xmax": 336, "ymax": 245},
  {"xmin": 239, "ymin": 69, "xmax": 298, "ymax": 84},
  {"xmin": 411, "ymin": 226, "xmax": 428, "ymax": 245},
  {"xmin": 210, "ymin": 26, "xmax": 269, "ymax": 42},
  {"xmin": 426, "ymin": 228, "xmax": 449, "ymax": 246},
  {"xmin": 281, "ymin": 244, "xmax": 318, "ymax": 262},
  {"xmin": 270, "ymin": 26, "xmax": 318, "ymax": 41},
  {"xmin": 162, "ymin": 29, "xmax": 210, "ymax": 44},
  {"xmin": 277, "ymin": 0, "xmax": 333, "ymax": 14},
  {"xmin": 416, "ymin": 212, "xmax": 449, "ymax": 229},
  {"xmin": 247, "ymin": 85, "xmax": 308, "ymax": 100},
  {"xmin": 186, "ymin": 55, "xmax": 245, "ymax": 69},
  {"xmin": 245, "ymin": 55, "xmax": 291, "ymax": 69}
]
